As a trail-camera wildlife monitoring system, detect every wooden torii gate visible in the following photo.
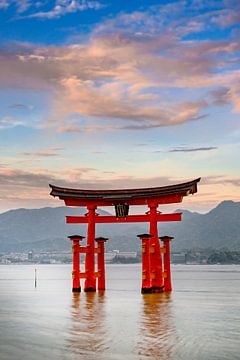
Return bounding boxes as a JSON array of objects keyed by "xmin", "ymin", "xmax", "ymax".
[{"xmin": 49, "ymin": 178, "xmax": 200, "ymax": 293}]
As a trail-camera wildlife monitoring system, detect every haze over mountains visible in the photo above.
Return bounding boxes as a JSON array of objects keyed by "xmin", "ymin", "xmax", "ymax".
[{"xmin": 0, "ymin": 201, "xmax": 239, "ymax": 253}]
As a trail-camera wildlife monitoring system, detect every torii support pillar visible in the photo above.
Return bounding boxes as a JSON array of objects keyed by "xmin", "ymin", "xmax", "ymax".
[
  {"xmin": 160, "ymin": 236, "xmax": 174, "ymax": 292},
  {"xmin": 68, "ymin": 235, "xmax": 85, "ymax": 292},
  {"xmin": 84, "ymin": 206, "xmax": 97, "ymax": 292},
  {"xmin": 148, "ymin": 203, "xmax": 164, "ymax": 292},
  {"xmin": 137, "ymin": 234, "xmax": 153, "ymax": 294},
  {"xmin": 95, "ymin": 237, "xmax": 108, "ymax": 290}
]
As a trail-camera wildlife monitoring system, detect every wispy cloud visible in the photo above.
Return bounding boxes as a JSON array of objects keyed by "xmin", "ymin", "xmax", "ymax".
[
  {"xmin": 0, "ymin": 116, "xmax": 25, "ymax": 129},
  {"xmin": 210, "ymin": 5, "xmax": 240, "ymax": 27},
  {"xmin": 0, "ymin": 168, "xmax": 58, "ymax": 187},
  {"xmin": 0, "ymin": 0, "xmax": 9, "ymax": 9},
  {"xmin": 8, "ymin": 103, "xmax": 33, "ymax": 110},
  {"xmin": 0, "ymin": 0, "xmax": 30, "ymax": 12},
  {"xmin": 202, "ymin": 175, "xmax": 240, "ymax": 187},
  {"xmin": 168, "ymin": 146, "xmax": 218, "ymax": 153},
  {"xmin": 28, "ymin": 0, "xmax": 104, "ymax": 19},
  {"xmin": 17, "ymin": 147, "xmax": 64, "ymax": 157},
  {"xmin": 0, "ymin": 0, "xmax": 104, "ymax": 17},
  {"xmin": 0, "ymin": 166, "xmax": 177, "ymax": 191}
]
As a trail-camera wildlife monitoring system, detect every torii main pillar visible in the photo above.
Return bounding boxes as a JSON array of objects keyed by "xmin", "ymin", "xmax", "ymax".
[
  {"xmin": 148, "ymin": 202, "xmax": 164, "ymax": 292},
  {"xmin": 84, "ymin": 205, "xmax": 97, "ymax": 292}
]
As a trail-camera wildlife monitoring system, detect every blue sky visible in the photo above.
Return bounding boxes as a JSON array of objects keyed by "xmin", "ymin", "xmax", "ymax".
[{"xmin": 0, "ymin": 0, "xmax": 240, "ymax": 212}]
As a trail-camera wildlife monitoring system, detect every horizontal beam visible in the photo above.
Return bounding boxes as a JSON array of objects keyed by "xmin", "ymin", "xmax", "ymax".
[
  {"xmin": 79, "ymin": 271, "xmax": 100, "ymax": 279},
  {"xmin": 66, "ymin": 213, "xmax": 182, "ymax": 224},
  {"xmin": 78, "ymin": 247, "xmax": 101, "ymax": 253},
  {"xmin": 63, "ymin": 194, "xmax": 183, "ymax": 207}
]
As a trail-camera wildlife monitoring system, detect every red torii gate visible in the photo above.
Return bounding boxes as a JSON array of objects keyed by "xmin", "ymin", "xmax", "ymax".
[{"xmin": 49, "ymin": 177, "xmax": 200, "ymax": 293}]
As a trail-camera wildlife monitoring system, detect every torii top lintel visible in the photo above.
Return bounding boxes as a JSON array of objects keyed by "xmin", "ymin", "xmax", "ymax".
[{"xmin": 49, "ymin": 178, "xmax": 200, "ymax": 207}]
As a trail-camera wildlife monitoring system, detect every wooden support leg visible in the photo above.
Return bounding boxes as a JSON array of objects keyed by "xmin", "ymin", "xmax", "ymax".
[
  {"xmin": 68, "ymin": 235, "xmax": 85, "ymax": 292},
  {"xmin": 95, "ymin": 237, "xmax": 108, "ymax": 290},
  {"xmin": 137, "ymin": 234, "xmax": 153, "ymax": 293},
  {"xmin": 160, "ymin": 236, "xmax": 174, "ymax": 292}
]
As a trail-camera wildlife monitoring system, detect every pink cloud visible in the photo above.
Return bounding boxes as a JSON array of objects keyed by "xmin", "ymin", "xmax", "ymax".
[
  {"xmin": 202, "ymin": 175, "xmax": 240, "ymax": 187},
  {"xmin": 211, "ymin": 7, "xmax": 240, "ymax": 27},
  {"xmin": 0, "ymin": 115, "xmax": 25, "ymax": 129}
]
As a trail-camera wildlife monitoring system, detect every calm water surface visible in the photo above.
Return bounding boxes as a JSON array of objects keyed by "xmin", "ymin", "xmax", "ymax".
[{"xmin": 0, "ymin": 264, "xmax": 239, "ymax": 360}]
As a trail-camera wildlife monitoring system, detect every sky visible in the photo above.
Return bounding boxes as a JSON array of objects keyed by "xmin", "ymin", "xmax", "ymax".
[{"xmin": 0, "ymin": 0, "xmax": 240, "ymax": 213}]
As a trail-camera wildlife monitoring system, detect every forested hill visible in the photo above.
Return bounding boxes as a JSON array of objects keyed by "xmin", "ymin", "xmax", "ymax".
[{"xmin": 0, "ymin": 201, "xmax": 239, "ymax": 252}]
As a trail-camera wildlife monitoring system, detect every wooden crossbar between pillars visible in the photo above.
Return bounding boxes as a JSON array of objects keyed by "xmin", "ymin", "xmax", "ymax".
[
  {"xmin": 79, "ymin": 271, "xmax": 101, "ymax": 279},
  {"xmin": 78, "ymin": 247, "xmax": 101, "ymax": 253},
  {"xmin": 66, "ymin": 213, "xmax": 182, "ymax": 224}
]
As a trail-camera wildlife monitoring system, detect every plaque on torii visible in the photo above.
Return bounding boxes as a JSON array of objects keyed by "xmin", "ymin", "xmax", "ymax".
[{"xmin": 49, "ymin": 177, "xmax": 200, "ymax": 294}]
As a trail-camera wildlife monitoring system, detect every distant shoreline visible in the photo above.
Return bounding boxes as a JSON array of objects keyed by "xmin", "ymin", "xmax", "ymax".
[{"xmin": 1, "ymin": 262, "xmax": 240, "ymax": 266}]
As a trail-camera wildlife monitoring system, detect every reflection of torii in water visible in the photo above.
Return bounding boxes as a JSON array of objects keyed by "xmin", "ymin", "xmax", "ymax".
[
  {"xmin": 136, "ymin": 293, "xmax": 178, "ymax": 360},
  {"xmin": 67, "ymin": 292, "xmax": 108, "ymax": 356},
  {"xmin": 49, "ymin": 178, "xmax": 200, "ymax": 293}
]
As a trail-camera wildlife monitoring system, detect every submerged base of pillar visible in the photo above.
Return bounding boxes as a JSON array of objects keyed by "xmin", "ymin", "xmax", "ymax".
[
  {"xmin": 141, "ymin": 288, "xmax": 152, "ymax": 294},
  {"xmin": 164, "ymin": 287, "xmax": 172, "ymax": 292},
  {"xmin": 72, "ymin": 287, "xmax": 81, "ymax": 292},
  {"xmin": 151, "ymin": 286, "xmax": 164, "ymax": 293},
  {"xmin": 84, "ymin": 287, "xmax": 96, "ymax": 292}
]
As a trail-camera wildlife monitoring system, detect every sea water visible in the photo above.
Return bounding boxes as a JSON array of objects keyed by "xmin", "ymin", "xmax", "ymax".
[{"xmin": 0, "ymin": 264, "xmax": 239, "ymax": 360}]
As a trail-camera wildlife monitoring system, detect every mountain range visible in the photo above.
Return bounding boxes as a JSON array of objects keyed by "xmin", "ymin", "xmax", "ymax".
[{"xmin": 0, "ymin": 200, "xmax": 239, "ymax": 252}]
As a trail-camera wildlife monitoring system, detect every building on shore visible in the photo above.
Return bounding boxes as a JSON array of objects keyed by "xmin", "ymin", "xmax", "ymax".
[{"xmin": 171, "ymin": 252, "xmax": 186, "ymax": 264}]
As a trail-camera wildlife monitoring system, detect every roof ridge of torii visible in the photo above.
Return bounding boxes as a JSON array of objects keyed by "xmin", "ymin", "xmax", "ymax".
[{"xmin": 49, "ymin": 177, "xmax": 201, "ymax": 206}]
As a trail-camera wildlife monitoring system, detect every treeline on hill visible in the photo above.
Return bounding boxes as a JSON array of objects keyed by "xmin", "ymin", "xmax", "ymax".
[
  {"xmin": 206, "ymin": 250, "xmax": 240, "ymax": 264},
  {"xmin": 185, "ymin": 249, "xmax": 240, "ymax": 264}
]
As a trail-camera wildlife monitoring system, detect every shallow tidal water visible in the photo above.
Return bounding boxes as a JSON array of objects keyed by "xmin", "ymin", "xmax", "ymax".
[{"xmin": 0, "ymin": 264, "xmax": 239, "ymax": 360}]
